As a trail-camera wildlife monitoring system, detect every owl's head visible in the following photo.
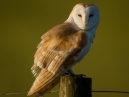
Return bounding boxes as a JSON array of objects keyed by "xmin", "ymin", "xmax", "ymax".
[{"xmin": 66, "ymin": 3, "xmax": 100, "ymax": 31}]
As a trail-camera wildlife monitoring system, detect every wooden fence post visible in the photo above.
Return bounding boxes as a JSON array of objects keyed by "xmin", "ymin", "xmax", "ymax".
[{"xmin": 59, "ymin": 74, "xmax": 92, "ymax": 97}]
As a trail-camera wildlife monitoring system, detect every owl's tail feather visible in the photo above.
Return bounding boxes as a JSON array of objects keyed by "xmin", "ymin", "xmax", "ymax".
[{"xmin": 27, "ymin": 69, "xmax": 64, "ymax": 96}]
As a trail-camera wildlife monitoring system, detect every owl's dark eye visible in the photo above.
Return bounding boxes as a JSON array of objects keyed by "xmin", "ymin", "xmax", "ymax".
[
  {"xmin": 78, "ymin": 14, "xmax": 82, "ymax": 17},
  {"xmin": 89, "ymin": 14, "xmax": 93, "ymax": 18}
]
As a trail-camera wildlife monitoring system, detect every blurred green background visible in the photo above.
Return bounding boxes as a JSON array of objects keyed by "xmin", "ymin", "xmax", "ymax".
[{"xmin": 0, "ymin": 0, "xmax": 129, "ymax": 97}]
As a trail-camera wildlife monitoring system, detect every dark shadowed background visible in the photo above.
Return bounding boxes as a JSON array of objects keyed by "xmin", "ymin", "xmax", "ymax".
[{"xmin": 0, "ymin": 0, "xmax": 129, "ymax": 97}]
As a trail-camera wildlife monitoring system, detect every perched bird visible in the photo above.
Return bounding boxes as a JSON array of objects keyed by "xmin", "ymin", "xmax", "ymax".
[{"xmin": 28, "ymin": 3, "xmax": 100, "ymax": 97}]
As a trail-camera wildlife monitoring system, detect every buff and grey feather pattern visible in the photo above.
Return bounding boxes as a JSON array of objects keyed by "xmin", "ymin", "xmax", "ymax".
[{"xmin": 27, "ymin": 23, "xmax": 87, "ymax": 96}]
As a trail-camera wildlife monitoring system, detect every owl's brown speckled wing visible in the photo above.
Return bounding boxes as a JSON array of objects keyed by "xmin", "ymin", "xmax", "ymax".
[{"xmin": 27, "ymin": 23, "xmax": 87, "ymax": 96}]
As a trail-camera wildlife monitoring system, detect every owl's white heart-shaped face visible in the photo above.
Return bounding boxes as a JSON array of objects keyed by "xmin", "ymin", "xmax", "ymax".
[{"xmin": 66, "ymin": 3, "xmax": 100, "ymax": 31}]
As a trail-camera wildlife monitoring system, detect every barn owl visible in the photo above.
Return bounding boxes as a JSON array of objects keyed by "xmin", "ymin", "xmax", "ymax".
[{"xmin": 28, "ymin": 3, "xmax": 100, "ymax": 97}]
